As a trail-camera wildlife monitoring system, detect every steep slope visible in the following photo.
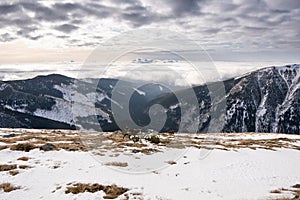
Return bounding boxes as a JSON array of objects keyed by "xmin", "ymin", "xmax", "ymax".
[
  {"xmin": 156, "ymin": 64, "xmax": 299, "ymax": 134},
  {"xmin": 224, "ymin": 64, "xmax": 299, "ymax": 134}
]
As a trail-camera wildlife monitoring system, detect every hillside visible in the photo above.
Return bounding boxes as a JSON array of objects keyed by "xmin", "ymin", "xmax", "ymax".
[{"xmin": 0, "ymin": 64, "xmax": 299, "ymax": 134}]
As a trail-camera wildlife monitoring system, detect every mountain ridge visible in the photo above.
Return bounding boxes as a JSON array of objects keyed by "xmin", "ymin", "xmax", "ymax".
[{"xmin": 0, "ymin": 64, "xmax": 299, "ymax": 134}]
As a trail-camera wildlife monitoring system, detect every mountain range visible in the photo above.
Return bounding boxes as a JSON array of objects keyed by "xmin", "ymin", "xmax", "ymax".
[{"xmin": 0, "ymin": 64, "xmax": 299, "ymax": 134}]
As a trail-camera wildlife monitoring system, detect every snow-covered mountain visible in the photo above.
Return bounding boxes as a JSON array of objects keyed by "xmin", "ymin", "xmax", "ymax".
[
  {"xmin": 0, "ymin": 64, "xmax": 299, "ymax": 134},
  {"xmin": 224, "ymin": 64, "xmax": 299, "ymax": 134},
  {"xmin": 155, "ymin": 64, "xmax": 300, "ymax": 134},
  {"xmin": 0, "ymin": 74, "xmax": 171, "ymax": 131}
]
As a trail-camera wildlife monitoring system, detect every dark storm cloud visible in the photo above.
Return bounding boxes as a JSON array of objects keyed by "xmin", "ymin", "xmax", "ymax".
[
  {"xmin": 120, "ymin": 0, "xmax": 206, "ymax": 27},
  {"xmin": 0, "ymin": 1, "xmax": 85, "ymax": 41},
  {"xmin": 0, "ymin": 0, "xmax": 298, "ymax": 51},
  {"xmin": 16, "ymin": 25, "xmax": 44, "ymax": 40},
  {"xmin": 57, "ymin": 35, "xmax": 70, "ymax": 39},
  {"xmin": 0, "ymin": 33, "xmax": 16, "ymax": 42},
  {"xmin": 167, "ymin": 0, "xmax": 204, "ymax": 16},
  {"xmin": 244, "ymin": 26, "xmax": 271, "ymax": 31},
  {"xmin": 118, "ymin": 1, "xmax": 166, "ymax": 27},
  {"xmin": 54, "ymin": 24, "xmax": 79, "ymax": 33},
  {"xmin": 53, "ymin": 2, "xmax": 82, "ymax": 11},
  {"xmin": 0, "ymin": 3, "xmax": 33, "ymax": 28},
  {"xmin": 19, "ymin": 2, "xmax": 69, "ymax": 21},
  {"xmin": 121, "ymin": 9, "xmax": 161, "ymax": 27},
  {"xmin": 54, "ymin": 2, "xmax": 114, "ymax": 19},
  {"xmin": 264, "ymin": 0, "xmax": 300, "ymax": 11},
  {"xmin": 70, "ymin": 19, "xmax": 83, "ymax": 25},
  {"xmin": 0, "ymin": 0, "xmax": 223, "ymax": 37},
  {"xmin": 77, "ymin": 42, "xmax": 99, "ymax": 47},
  {"xmin": 0, "ymin": 4, "xmax": 19, "ymax": 14},
  {"xmin": 203, "ymin": 28, "xmax": 222, "ymax": 34},
  {"xmin": 85, "ymin": 2, "xmax": 116, "ymax": 17},
  {"xmin": 16, "ymin": 27, "xmax": 37, "ymax": 36}
]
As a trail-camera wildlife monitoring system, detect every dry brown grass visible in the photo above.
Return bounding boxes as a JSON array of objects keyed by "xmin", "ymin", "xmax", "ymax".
[
  {"xmin": 130, "ymin": 148, "xmax": 160, "ymax": 155},
  {"xmin": 0, "ymin": 164, "xmax": 17, "ymax": 171},
  {"xmin": 2, "ymin": 131, "xmax": 299, "ymax": 161},
  {"xmin": 103, "ymin": 184, "xmax": 129, "ymax": 199},
  {"xmin": 107, "ymin": 133, "xmax": 131, "ymax": 143},
  {"xmin": 86, "ymin": 132, "xmax": 300, "ymax": 158},
  {"xmin": 0, "ymin": 183, "xmax": 20, "ymax": 192},
  {"xmin": 268, "ymin": 185, "xmax": 300, "ymax": 200},
  {"xmin": 167, "ymin": 161, "xmax": 177, "ymax": 165},
  {"xmin": 0, "ymin": 145, "xmax": 8, "ymax": 150},
  {"xmin": 105, "ymin": 162, "xmax": 128, "ymax": 167},
  {"xmin": 270, "ymin": 197, "xmax": 294, "ymax": 200},
  {"xmin": 1, "ymin": 131, "xmax": 87, "ymax": 152},
  {"xmin": 17, "ymin": 156, "xmax": 29, "ymax": 161},
  {"xmin": 0, "ymin": 131, "xmax": 69, "ymax": 144},
  {"xmin": 56, "ymin": 142, "xmax": 87, "ymax": 151},
  {"xmin": 52, "ymin": 165, "xmax": 60, "ymax": 169},
  {"xmin": 292, "ymin": 184, "xmax": 300, "ymax": 189},
  {"xmin": 175, "ymin": 135, "xmax": 300, "ymax": 151},
  {"xmin": 77, "ymin": 131, "xmax": 300, "ymax": 159},
  {"xmin": 9, "ymin": 170, "xmax": 19, "ymax": 176},
  {"xmin": 124, "ymin": 142, "xmax": 147, "ymax": 148},
  {"xmin": 18, "ymin": 165, "xmax": 31, "ymax": 169},
  {"xmin": 10, "ymin": 143, "xmax": 36, "ymax": 152},
  {"xmin": 65, "ymin": 183, "xmax": 128, "ymax": 199},
  {"xmin": 270, "ymin": 189, "xmax": 282, "ymax": 194}
]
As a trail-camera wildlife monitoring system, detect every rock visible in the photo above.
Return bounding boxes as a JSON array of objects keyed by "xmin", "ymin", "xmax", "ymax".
[
  {"xmin": 40, "ymin": 143, "xmax": 56, "ymax": 151},
  {"xmin": 3, "ymin": 134, "xmax": 16, "ymax": 138}
]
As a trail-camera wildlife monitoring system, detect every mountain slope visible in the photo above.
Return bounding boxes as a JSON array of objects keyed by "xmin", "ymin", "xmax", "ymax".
[
  {"xmin": 155, "ymin": 64, "xmax": 299, "ymax": 134},
  {"xmin": 0, "ymin": 64, "xmax": 299, "ymax": 134},
  {"xmin": 0, "ymin": 74, "xmax": 171, "ymax": 131}
]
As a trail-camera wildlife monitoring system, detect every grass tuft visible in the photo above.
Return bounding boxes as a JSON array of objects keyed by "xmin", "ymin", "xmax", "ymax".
[
  {"xmin": 65, "ymin": 183, "xmax": 128, "ymax": 199},
  {"xmin": 0, "ymin": 164, "xmax": 17, "ymax": 171},
  {"xmin": 105, "ymin": 162, "xmax": 128, "ymax": 167},
  {"xmin": 9, "ymin": 170, "xmax": 19, "ymax": 176},
  {"xmin": 17, "ymin": 157, "xmax": 29, "ymax": 161},
  {"xmin": 0, "ymin": 183, "xmax": 20, "ymax": 192},
  {"xmin": 10, "ymin": 143, "xmax": 36, "ymax": 152}
]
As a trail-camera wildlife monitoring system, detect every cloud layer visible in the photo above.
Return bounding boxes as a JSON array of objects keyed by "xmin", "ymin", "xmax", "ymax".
[{"xmin": 0, "ymin": 0, "xmax": 299, "ymax": 60}]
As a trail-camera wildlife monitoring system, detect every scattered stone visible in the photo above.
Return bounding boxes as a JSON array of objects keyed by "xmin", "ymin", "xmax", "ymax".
[
  {"xmin": 40, "ymin": 143, "xmax": 56, "ymax": 151},
  {"xmin": 147, "ymin": 135, "xmax": 160, "ymax": 144}
]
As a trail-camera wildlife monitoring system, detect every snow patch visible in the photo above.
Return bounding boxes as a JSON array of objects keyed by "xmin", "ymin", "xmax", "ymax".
[{"xmin": 133, "ymin": 88, "xmax": 146, "ymax": 96}]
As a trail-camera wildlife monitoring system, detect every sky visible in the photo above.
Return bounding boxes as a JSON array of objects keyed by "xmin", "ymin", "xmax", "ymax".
[{"xmin": 0, "ymin": 0, "xmax": 299, "ymax": 81}]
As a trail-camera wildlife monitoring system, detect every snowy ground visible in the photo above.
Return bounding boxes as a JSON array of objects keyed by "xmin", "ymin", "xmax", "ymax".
[{"xmin": 0, "ymin": 129, "xmax": 300, "ymax": 200}]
